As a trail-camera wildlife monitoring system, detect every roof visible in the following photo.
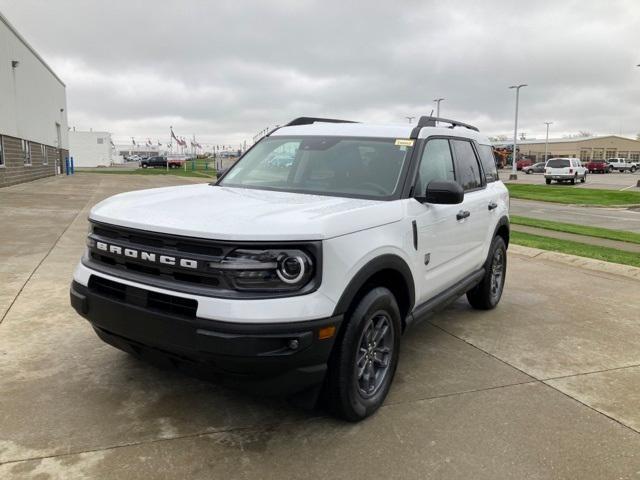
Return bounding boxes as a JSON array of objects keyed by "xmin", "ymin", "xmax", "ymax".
[
  {"xmin": 0, "ymin": 10, "xmax": 65, "ymax": 87},
  {"xmin": 272, "ymin": 121, "xmax": 491, "ymax": 144},
  {"xmin": 493, "ymin": 135, "xmax": 639, "ymax": 146}
]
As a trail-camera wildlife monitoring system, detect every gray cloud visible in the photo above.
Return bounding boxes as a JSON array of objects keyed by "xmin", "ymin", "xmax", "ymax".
[{"xmin": 2, "ymin": 0, "xmax": 639, "ymax": 145}]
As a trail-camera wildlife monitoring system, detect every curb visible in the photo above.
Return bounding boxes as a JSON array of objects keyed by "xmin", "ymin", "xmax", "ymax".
[{"xmin": 509, "ymin": 244, "xmax": 640, "ymax": 282}]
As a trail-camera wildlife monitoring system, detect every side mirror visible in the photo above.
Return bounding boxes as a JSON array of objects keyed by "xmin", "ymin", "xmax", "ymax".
[{"xmin": 424, "ymin": 180, "xmax": 464, "ymax": 204}]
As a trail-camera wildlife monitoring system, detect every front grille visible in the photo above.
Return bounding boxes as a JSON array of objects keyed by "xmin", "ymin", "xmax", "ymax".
[
  {"xmin": 88, "ymin": 276, "xmax": 197, "ymax": 318},
  {"xmin": 88, "ymin": 223, "xmax": 234, "ymax": 290}
]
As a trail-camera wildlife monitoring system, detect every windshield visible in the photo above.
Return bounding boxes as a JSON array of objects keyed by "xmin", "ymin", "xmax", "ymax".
[
  {"xmin": 220, "ymin": 136, "xmax": 412, "ymax": 199},
  {"xmin": 547, "ymin": 159, "xmax": 570, "ymax": 168}
]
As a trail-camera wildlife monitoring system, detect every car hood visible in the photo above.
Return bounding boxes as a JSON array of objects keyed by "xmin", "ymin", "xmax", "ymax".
[{"xmin": 89, "ymin": 184, "xmax": 403, "ymax": 241}]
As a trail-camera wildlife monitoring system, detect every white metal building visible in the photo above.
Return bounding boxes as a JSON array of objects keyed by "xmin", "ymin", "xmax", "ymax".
[
  {"xmin": 69, "ymin": 131, "xmax": 118, "ymax": 167},
  {"xmin": 0, "ymin": 10, "xmax": 68, "ymax": 187}
]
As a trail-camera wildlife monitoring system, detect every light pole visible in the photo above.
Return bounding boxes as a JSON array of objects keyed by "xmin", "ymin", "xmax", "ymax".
[
  {"xmin": 508, "ymin": 84, "xmax": 527, "ymax": 180},
  {"xmin": 543, "ymin": 122, "xmax": 553, "ymax": 163},
  {"xmin": 405, "ymin": 116, "xmax": 415, "ymax": 123},
  {"xmin": 433, "ymin": 98, "xmax": 445, "ymax": 119}
]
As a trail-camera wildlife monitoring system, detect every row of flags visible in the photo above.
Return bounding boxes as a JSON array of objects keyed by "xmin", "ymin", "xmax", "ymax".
[{"xmin": 121, "ymin": 128, "xmax": 239, "ymax": 151}]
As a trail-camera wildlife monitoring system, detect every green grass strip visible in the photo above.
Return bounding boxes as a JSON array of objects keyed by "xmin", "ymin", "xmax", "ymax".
[
  {"xmin": 506, "ymin": 184, "xmax": 640, "ymax": 206},
  {"xmin": 511, "ymin": 215, "xmax": 640, "ymax": 245},
  {"xmin": 76, "ymin": 169, "xmax": 215, "ymax": 179},
  {"xmin": 511, "ymin": 231, "xmax": 640, "ymax": 268}
]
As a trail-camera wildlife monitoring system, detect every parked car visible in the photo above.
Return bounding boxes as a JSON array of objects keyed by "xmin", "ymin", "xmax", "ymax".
[
  {"xmin": 516, "ymin": 159, "xmax": 533, "ymax": 171},
  {"xmin": 71, "ymin": 115, "xmax": 509, "ymax": 421},
  {"xmin": 607, "ymin": 158, "xmax": 638, "ymax": 173},
  {"xmin": 140, "ymin": 156, "xmax": 182, "ymax": 169},
  {"xmin": 523, "ymin": 162, "xmax": 545, "ymax": 174},
  {"xmin": 585, "ymin": 160, "xmax": 611, "ymax": 173},
  {"xmin": 544, "ymin": 158, "xmax": 587, "ymax": 184}
]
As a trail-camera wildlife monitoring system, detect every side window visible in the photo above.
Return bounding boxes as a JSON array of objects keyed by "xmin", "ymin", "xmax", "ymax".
[
  {"xmin": 451, "ymin": 140, "xmax": 482, "ymax": 191},
  {"xmin": 414, "ymin": 139, "xmax": 455, "ymax": 197},
  {"xmin": 477, "ymin": 144, "xmax": 498, "ymax": 182},
  {"xmin": 0, "ymin": 136, "xmax": 4, "ymax": 166}
]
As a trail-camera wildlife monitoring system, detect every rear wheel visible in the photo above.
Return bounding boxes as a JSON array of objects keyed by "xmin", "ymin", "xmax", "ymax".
[
  {"xmin": 632, "ymin": 166, "xmax": 637, "ymax": 173},
  {"xmin": 581, "ymin": 173, "xmax": 587, "ymax": 183},
  {"xmin": 326, "ymin": 287, "xmax": 401, "ymax": 421},
  {"xmin": 570, "ymin": 175, "xmax": 576, "ymax": 185},
  {"xmin": 467, "ymin": 236, "xmax": 507, "ymax": 310}
]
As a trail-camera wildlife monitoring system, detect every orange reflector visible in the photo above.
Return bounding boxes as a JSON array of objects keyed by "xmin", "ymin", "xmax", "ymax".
[{"xmin": 317, "ymin": 325, "xmax": 336, "ymax": 340}]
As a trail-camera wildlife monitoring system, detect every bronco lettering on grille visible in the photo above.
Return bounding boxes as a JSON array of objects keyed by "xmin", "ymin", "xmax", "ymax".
[{"xmin": 95, "ymin": 241, "xmax": 198, "ymax": 269}]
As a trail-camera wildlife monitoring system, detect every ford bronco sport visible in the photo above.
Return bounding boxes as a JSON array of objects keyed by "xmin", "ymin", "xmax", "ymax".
[{"xmin": 70, "ymin": 116, "xmax": 510, "ymax": 421}]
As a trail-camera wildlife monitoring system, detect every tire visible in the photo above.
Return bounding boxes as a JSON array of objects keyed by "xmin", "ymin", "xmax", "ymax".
[
  {"xmin": 325, "ymin": 287, "xmax": 401, "ymax": 421},
  {"xmin": 141, "ymin": 164, "xmax": 148, "ymax": 169},
  {"xmin": 545, "ymin": 178, "xmax": 551, "ymax": 185},
  {"xmin": 632, "ymin": 166, "xmax": 637, "ymax": 173},
  {"xmin": 525, "ymin": 169, "xmax": 532, "ymax": 174},
  {"xmin": 467, "ymin": 236, "xmax": 507, "ymax": 310},
  {"xmin": 581, "ymin": 173, "xmax": 586, "ymax": 183},
  {"xmin": 570, "ymin": 175, "xmax": 576, "ymax": 185}
]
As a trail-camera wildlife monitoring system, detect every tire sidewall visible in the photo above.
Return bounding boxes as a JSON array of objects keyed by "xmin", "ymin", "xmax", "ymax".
[
  {"xmin": 487, "ymin": 236, "xmax": 507, "ymax": 307},
  {"xmin": 333, "ymin": 287, "xmax": 401, "ymax": 421}
]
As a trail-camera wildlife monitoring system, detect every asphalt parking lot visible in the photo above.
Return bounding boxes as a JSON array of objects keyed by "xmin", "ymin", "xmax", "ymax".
[
  {"xmin": 503, "ymin": 169, "xmax": 640, "ymax": 191},
  {"xmin": 1, "ymin": 174, "xmax": 640, "ymax": 479}
]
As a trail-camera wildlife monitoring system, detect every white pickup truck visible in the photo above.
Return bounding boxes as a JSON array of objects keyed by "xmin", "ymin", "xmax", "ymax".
[{"xmin": 607, "ymin": 158, "xmax": 638, "ymax": 173}]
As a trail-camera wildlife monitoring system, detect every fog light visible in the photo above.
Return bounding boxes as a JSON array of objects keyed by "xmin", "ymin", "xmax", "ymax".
[{"xmin": 288, "ymin": 339, "xmax": 299, "ymax": 350}]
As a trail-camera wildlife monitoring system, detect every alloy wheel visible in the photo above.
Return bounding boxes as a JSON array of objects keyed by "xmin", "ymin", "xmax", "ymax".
[{"xmin": 355, "ymin": 313, "xmax": 394, "ymax": 398}]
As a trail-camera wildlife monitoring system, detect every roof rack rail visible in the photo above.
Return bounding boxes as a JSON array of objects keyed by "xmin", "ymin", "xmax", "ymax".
[
  {"xmin": 285, "ymin": 117, "xmax": 359, "ymax": 127},
  {"xmin": 410, "ymin": 116, "xmax": 479, "ymax": 138}
]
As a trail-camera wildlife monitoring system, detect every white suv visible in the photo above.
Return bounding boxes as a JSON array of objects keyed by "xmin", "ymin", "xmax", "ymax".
[
  {"xmin": 544, "ymin": 157, "xmax": 587, "ymax": 184},
  {"xmin": 70, "ymin": 116, "xmax": 510, "ymax": 421}
]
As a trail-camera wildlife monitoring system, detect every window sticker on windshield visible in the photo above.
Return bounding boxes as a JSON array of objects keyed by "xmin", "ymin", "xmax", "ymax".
[{"xmin": 395, "ymin": 139, "xmax": 414, "ymax": 147}]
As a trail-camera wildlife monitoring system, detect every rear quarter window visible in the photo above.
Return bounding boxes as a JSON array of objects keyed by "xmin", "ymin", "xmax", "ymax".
[{"xmin": 477, "ymin": 145, "xmax": 499, "ymax": 182}]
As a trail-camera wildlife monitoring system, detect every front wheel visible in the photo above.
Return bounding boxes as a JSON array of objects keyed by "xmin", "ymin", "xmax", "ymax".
[
  {"xmin": 525, "ymin": 169, "xmax": 532, "ymax": 174},
  {"xmin": 325, "ymin": 287, "xmax": 401, "ymax": 421},
  {"xmin": 631, "ymin": 166, "xmax": 637, "ymax": 173},
  {"xmin": 545, "ymin": 178, "xmax": 551, "ymax": 185},
  {"xmin": 467, "ymin": 236, "xmax": 507, "ymax": 310}
]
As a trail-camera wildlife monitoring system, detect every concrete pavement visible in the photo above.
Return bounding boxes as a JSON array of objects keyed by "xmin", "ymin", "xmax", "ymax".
[{"xmin": 1, "ymin": 173, "xmax": 640, "ymax": 479}]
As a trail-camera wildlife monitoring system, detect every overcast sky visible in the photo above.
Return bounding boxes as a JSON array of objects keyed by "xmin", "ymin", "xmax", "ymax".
[{"xmin": 2, "ymin": 0, "xmax": 640, "ymax": 146}]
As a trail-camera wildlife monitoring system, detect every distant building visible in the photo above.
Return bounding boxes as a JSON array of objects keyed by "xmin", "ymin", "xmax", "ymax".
[
  {"xmin": 0, "ymin": 11, "xmax": 68, "ymax": 187},
  {"xmin": 493, "ymin": 135, "xmax": 640, "ymax": 162},
  {"xmin": 69, "ymin": 131, "xmax": 119, "ymax": 167}
]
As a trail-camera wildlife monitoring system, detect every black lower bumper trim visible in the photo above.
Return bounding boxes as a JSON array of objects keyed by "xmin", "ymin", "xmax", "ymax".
[{"xmin": 70, "ymin": 280, "xmax": 342, "ymax": 395}]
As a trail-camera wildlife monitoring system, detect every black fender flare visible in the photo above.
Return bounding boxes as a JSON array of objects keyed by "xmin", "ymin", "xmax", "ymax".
[
  {"xmin": 492, "ymin": 215, "xmax": 510, "ymax": 247},
  {"xmin": 332, "ymin": 254, "xmax": 415, "ymax": 317}
]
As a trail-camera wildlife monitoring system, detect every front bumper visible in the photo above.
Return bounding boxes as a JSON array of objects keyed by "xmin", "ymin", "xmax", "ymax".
[{"xmin": 70, "ymin": 280, "xmax": 342, "ymax": 396}]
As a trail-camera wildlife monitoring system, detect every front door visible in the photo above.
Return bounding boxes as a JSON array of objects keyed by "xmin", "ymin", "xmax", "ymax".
[{"xmin": 408, "ymin": 138, "xmax": 471, "ymax": 303}]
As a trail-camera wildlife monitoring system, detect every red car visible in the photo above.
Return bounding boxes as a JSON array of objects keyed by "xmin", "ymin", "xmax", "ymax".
[
  {"xmin": 585, "ymin": 160, "xmax": 611, "ymax": 173},
  {"xmin": 516, "ymin": 159, "xmax": 533, "ymax": 171}
]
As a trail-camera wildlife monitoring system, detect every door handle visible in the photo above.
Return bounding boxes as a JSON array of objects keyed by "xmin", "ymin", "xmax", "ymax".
[
  {"xmin": 456, "ymin": 210, "xmax": 471, "ymax": 221},
  {"xmin": 488, "ymin": 201, "xmax": 498, "ymax": 211}
]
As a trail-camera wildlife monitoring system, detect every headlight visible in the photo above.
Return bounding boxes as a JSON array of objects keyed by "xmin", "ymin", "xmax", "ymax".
[{"xmin": 209, "ymin": 248, "xmax": 314, "ymax": 292}]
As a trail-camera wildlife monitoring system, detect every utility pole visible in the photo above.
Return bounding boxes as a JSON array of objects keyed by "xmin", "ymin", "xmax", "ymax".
[
  {"xmin": 508, "ymin": 84, "xmax": 527, "ymax": 180},
  {"xmin": 544, "ymin": 122, "xmax": 553, "ymax": 163},
  {"xmin": 433, "ymin": 98, "xmax": 445, "ymax": 122},
  {"xmin": 405, "ymin": 116, "xmax": 415, "ymax": 123}
]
